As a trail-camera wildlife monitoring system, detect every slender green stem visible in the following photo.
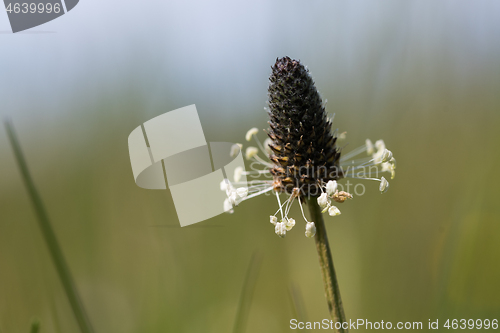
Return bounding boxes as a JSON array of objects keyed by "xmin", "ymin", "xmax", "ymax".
[
  {"xmin": 306, "ymin": 197, "xmax": 347, "ymax": 333},
  {"xmin": 5, "ymin": 120, "xmax": 94, "ymax": 333},
  {"xmin": 232, "ymin": 252, "xmax": 263, "ymax": 333}
]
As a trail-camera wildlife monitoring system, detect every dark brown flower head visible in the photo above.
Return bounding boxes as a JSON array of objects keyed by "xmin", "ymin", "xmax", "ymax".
[{"xmin": 267, "ymin": 57, "xmax": 343, "ymax": 196}]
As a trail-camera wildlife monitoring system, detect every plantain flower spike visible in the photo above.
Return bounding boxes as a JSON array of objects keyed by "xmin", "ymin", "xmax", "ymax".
[{"xmin": 220, "ymin": 57, "xmax": 396, "ymax": 237}]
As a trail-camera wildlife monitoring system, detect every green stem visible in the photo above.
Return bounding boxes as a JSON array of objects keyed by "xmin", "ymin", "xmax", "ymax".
[
  {"xmin": 232, "ymin": 252, "xmax": 263, "ymax": 333},
  {"xmin": 306, "ymin": 197, "xmax": 347, "ymax": 333},
  {"xmin": 5, "ymin": 120, "xmax": 94, "ymax": 333}
]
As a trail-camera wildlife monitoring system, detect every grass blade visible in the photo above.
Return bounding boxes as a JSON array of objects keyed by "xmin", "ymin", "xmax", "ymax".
[
  {"xmin": 289, "ymin": 283, "xmax": 309, "ymax": 333},
  {"xmin": 4, "ymin": 119, "xmax": 94, "ymax": 333},
  {"xmin": 232, "ymin": 252, "xmax": 263, "ymax": 333}
]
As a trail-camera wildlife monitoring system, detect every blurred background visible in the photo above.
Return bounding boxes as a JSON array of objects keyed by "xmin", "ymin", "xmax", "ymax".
[{"xmin": 1, "ymin": 0, "xmax": 500, "ymax": 332}]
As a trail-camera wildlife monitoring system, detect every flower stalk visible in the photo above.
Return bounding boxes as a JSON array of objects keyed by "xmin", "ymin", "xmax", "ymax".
[
  {"xmin": 221, "ymin": 57, "xmax": 396, "ymax": 331},
  {"xmin": 266, "ymin": 56, "xmax": 348, "ymax": 329},
  {"xmin": 307, "ymin": 197, "xmax": 347, "ymax": 332}
]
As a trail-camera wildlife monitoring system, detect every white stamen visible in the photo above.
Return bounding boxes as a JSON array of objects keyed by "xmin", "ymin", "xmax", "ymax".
[
  {"xmin": 380, "ymin": 177, "xmax": 389, "ymax": 193},
  {"xmin": 264, "ymin": 138, "xmax": 273, "ymax": 155},
  {"xmin": 325, "ymin": 180, "xmax": 338, "ymax": 196},
  {"xmin": 223, "ymin": 198, "xmax": 234, "ymax": 213},
  {"xmin": 340, "ymin": 156, "xmax": 372, "ymax": 168},
  {"xmin": 297, "ymin": 196, "xmax": 310, "ymax": 223},
  {"xmin": 220, "ymin": 179, "xmax": 229, "ymax": 191},
  {"xmin": 242, "ymin": 186, "xmax": 273, "ymax": 200},
  {"xmin": 234, "ymin": 166, "xmax": 243, "ymax": 182},
  {"xmin": 284, "ymin": 218, "xmax": 295, "ymax": 231},
  {"xmin": 236, "ymin": 187, "xmax": 248, "ymax": 198},
  {"xmin": 241, "ymin": 169, "xmax": 271, "ymax": 176},
  {"xmin": 328, "ymin": 206, "xmax": 341, "ymax": 216},
  {"xmin": 317, "ymin": 193, "xmax": 331, "ymax": 209},
  {"xmin": 347, "ymin": 176, "xmax": 382, "ymax": 181},
  {"xmin": 381, "ymin": 149, "xmax": 393, "ymax": 163},
  {"xmin": 340, "ymin": 144, "xmax": 367, "ymax": 162},
  {"xmin": 245, "ymin": 127, "xmax": 259, "ymax": 141},
  {"xmin": 222, "ymin": 122, "xmax": 395, "ymax": 235},
  {"xmin": 389, "ymin": 157, "xmax": 396, "ymax": 179},
  {"xmin": 276, "ymin": 192, "xmax": 284, "ymax": 220},
  {"xmin": 275, "ymin": 222, "xmax": 287, "ymax": 238},
  {"xmin": 381, "ymin": 161, "xmax": 391, "ymax": 173},
  {"xmin": 375, "ymin": 139, "xmax": 385, "ymax": 151},
  {"xmin": 230, "ymin": 143, "xmax": 242, "ymax": 157},
  {"xmin": 284, "ymin": 195, "xmax": 296, "ymax": 216},
  {"xmin": 366, "ymin": 139, "xmax": 375, "ymax": 155},
  {"xmin": 305, "ymin": 222, "xmax": 316, "ymax": 238},
  {"xmin": 228, "ymin": 191, "xmax": 238, "ymax": 205},
  {"xmin": 245, "ymin": 147, "xmax": 259, "ymax": 160},
  {"xmin": 252, "ymin": 154, "xmax": 273, "ymax": 167}
]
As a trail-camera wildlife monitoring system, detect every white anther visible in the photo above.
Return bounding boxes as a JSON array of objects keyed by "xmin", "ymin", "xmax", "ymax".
[
  {"xmin": 328, "ymin": 205, "xmax": 341, "ymax": 216},
  {"xmin": 284, "ymin": 218, "xmax": 295, "ymax": 231},
  {"xmin": 223, "ymin": 198, "xmax": 234, "ymax": 213},
  {"xmin": 220, "ymin": 179, "xmax": 229, "ymax": 191},
  {"xmin": 317, "ymin": 193, "xmax": 331, "ymax": 209},
  {"xmin": 230, "ymin": 143, "xmax": 242, "ymax": 157},
  {"xmin": 234, "ymin": 166, "xmax": 243, "ymax": 182},
  {"xmin": 326, "ymin": 180, "xmax": 338, "ymax": 196},
  {"xmin": 275, "ymin": 222, "xmax": 287, "ymax": 238},
  {"xmin": 264, "ymin": 138, "xmax": 273, "ymax": 155},
  {"xmin": 379, "ymin": 176, "xmax": 389, "ymax": 193},
  {"xmin": 390, "ymin": 157, "xmax": 396, "ymax": 168},
  {"xmin": 245, "ymin": 147, "xmax": 259, "ymax": 160},
  {"xmin": 228, "ymin": 191, "xmax": 238, "ymax": 205},
  {"xmin": 305, "ymin": 222, "xmax": 316, "ymax": 238},
  {"xmin": 236, "ymin": 187, "xmax": 248, "ymax": 198},
  {"xmin": 245, "ymin": 127, "xmax": 259, "ymax": 141},
  {"xmin": 381, "ymin": 149, "xmax": 393, "ymax": 163},
  {"xmin": 366, "ymin": 139, "xmax": 375, "ymax": 155},
  {"xmin": 375, "ymin": 139, "xmax": 385, "ymax": 151}
]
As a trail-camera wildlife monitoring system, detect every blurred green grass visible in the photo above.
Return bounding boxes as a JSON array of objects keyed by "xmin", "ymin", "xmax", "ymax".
[{"xmin": 2, "ymin": 37, "xmax": 500, "ymax": 333}]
